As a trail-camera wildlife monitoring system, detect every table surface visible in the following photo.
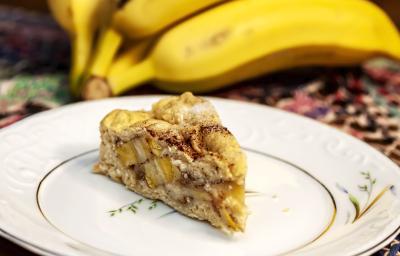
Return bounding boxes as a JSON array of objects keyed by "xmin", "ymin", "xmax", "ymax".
[{"xmin": 1, "ymin": 5, "xmax": 400, "ymax": 256}]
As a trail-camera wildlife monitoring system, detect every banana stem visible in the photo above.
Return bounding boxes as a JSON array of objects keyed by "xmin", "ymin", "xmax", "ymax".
[
  {"xmin": 88, "ymin": 28, "xmax": 123, "ymax": 78},
  {"xmin": 109, "ymin": 59, "xmax": 155, "ymax": 95}
]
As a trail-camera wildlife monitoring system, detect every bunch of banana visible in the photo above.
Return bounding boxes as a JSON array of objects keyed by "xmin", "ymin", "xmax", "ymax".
[
  {"xmin": 49, "ymin": 0, "xmax": 400, "ymax": 99},
  {"xmin": 79, "ymin": 0, "xmax": 226, "ymax": 99}
]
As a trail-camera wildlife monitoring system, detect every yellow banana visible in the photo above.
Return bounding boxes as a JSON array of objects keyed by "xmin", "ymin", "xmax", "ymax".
[
  {"xmin": 82, "ymin": 39, "xmax": 152, "ymax": 100},
  {"xmin": 47, "ymin": 0, "xmax": 74, "ymax": 35},
  {"xmin": 82, "ymin": 27, "xmax": 122, "ymax": 99},
  {"xmin": 99, "ymin": 0, "xmax": 400, "ymax": 96},
  {"xmin": 85, "ymin": 0, "xmax": 122, "ymax": 81},
  {"xmin": 69, "ymin": 0, "xmax": 119, "ymax": 96},
  {"xmin": 108, "ymin": 39, "xmax": 153, "ymax": 80},
  {"xmin": 87, "ymin": 28, "xmax": 122, "ymax": 79},
  {"xmin": 82, "ymin": 0, "xmax": 225, "ymax": 99},
  {"xmin": 113, "ymin": 0, "xmax": 226, "ymax": 39},
  {"xmin": 48, "ymin": 0, "xmax": 117, "ymax": 96}
]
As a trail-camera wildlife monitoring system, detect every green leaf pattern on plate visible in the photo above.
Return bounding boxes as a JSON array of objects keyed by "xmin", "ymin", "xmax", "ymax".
[{"xmin": 337, "ymin": 171, "xmax": 394, "ymax": 223}]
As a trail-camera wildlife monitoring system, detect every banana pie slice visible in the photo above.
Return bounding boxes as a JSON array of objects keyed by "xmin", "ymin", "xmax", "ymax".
[{"xmin": 94, "ymin": 92, "xmax": 247, "ymax": 232}]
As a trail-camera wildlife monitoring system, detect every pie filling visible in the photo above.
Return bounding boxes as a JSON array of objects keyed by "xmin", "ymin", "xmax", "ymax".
[{"xmin": 111, "ymin": 135, "xmax": 246, "ymax": 232}]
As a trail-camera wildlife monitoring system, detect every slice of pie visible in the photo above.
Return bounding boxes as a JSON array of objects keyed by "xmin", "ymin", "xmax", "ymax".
[{"xmin": 94, "ymin": 92, "xmax": 247, "ymax": 232}]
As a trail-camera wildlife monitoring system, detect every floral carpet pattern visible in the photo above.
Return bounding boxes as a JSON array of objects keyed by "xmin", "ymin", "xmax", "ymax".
[{"xmin": 1, "ymin": 5, "xmax": 400, "ymax": 256}]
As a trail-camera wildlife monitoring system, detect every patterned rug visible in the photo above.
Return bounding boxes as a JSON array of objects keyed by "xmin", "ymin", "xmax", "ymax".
[{"xmin": 1, "ymin": 5, "xmax": 400, "ymax": 256}]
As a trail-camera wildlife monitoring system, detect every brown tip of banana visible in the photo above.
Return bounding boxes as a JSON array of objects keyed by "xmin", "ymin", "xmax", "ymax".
[{"xmin": 81, "ymin": 77, "xmax": 113, "ymax": 100}]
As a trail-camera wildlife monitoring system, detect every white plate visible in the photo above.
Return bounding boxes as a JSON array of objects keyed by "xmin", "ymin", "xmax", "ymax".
[{"xmin": 1, "ymin": 96, "xmax": 400, "ymax": 256}]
